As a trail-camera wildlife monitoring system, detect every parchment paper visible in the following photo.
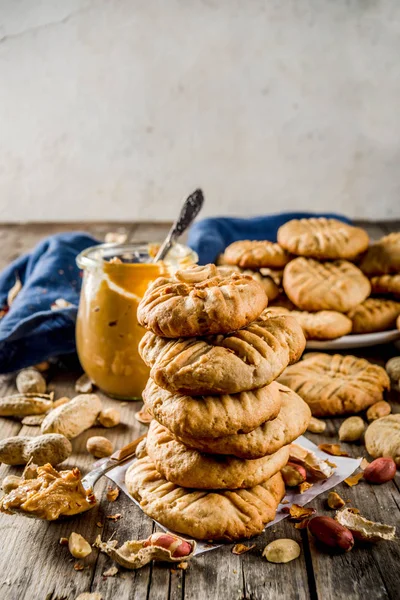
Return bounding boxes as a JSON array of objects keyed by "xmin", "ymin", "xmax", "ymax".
[{"xmin": 106, "ymin": 434, "xmax": 361, "ymax": 555}]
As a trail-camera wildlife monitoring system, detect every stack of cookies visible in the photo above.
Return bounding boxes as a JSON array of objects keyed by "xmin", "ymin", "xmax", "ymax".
[{"xmin": 125, "ymin": 264, "xmax": 311, "ymax": 541}]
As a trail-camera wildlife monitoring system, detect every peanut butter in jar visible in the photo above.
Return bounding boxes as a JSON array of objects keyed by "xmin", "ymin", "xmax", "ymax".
[{"xmin": 76, "ymin": 242, "xmax": 197, "ymax": 400}]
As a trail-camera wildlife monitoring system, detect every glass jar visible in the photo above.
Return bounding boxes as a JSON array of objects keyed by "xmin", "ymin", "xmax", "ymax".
[{"xmin": 76, "ymin": 242, "xmax": 198, "ymax": 400}]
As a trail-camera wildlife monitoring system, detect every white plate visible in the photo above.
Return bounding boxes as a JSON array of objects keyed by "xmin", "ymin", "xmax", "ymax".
[{"xmin": 306, "ymin": 329, "xmax": 400, "ymax": 350}]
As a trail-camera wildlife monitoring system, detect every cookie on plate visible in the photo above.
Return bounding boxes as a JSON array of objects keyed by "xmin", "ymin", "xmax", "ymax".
[
  {"xmin": 278, "ymin": 353, "xmax": 390, "ymax": 417},
  {"xmin": 139, "ymin": 313, "xmax": 306, "ymax": 395},
  {"xmin": 359, "ymin": 232, "xmax": 400, "ymax": 275},
  {"xmin": 283, "ymin": 257, "xmax": 371, "ymax": 312},
  {"xmin": 370, "ymin": 274, "xmax": 400, "ymax": 298},
  {"xmin": 347, "ymin": 298, "xmax": 400, "ymax": 334},
  {"xmin": 223, "ymin": 240, "xmax": 291, "ymax": 269},
  {"xmin": 125, "ymin": 455, "xmax": 285, "ymax": 541},
  {"xmin": 137, "ymin": 264, "xmax": 268, "ymax": 338},
  {"xmin": 177, "ymin": 385, "xmax": 311, "ymax": 459},
  {"xmin": 145, "ymin": 420, "xmax": 289, "ymax": 489},
  {"xmin": 217, "ymin": 266, "xmax": 280, "ymax": 301},
  {"xmin": 277, "ymin": 218, "xmax": 369, "ymax": 260},
  {"xmin": 365, "ymin": 414, "xmax": 400, "ymax": 466},
  {"xmin": 143, "ymin": 378, "xmax": 282, "ymax": 439},
  {"xmin": 265, "ymin": 307, "xmax": 352, "ymax": 340},
  {"xmin": 277, "ymin": 217, "xmax": 369, "ymax": 260}
]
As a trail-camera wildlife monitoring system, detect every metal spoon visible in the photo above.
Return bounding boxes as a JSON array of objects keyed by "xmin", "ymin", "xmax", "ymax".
[{"xmin": 153, "ymin": 189, "xmax": 204, "ymax": 262}]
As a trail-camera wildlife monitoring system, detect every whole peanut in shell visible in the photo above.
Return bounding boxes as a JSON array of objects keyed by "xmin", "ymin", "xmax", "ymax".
[
  {"xmin": 41, "ymin": 394, "xmax": 102, "ymax": 439},
  {"xmin": 0, "ymin": 434, "xmax": 72, "ymax": 465}
]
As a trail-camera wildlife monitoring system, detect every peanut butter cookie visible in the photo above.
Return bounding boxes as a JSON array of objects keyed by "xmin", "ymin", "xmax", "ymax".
[
  {"xmin": 359, "ymin": 233, "xmax": 400, "ymax": 275},
  {"xmin": 278, "ymin": 353, "xmax": 390, "ymax": 417},
  {"xmin": 139, "ymin": 313, "xmax": 306, "ymax": 395},
  {"xmin": 370, "ymin": 274, "xmax": 400, "ymax": 298},
  {"xmin": 176, "ymin": 385, "xmax": 311, "ymax": 459},
  {"xmin": 223, "ymin": 240, "xmax": 291, "ymax": 269},
  {"xmin": 265, "ymin": 307, "xmax": 352, "ymax": 340},
  {"xmin": 145, "ymin": 421, "xmax": 289, "ymax": 489},
  {"xmin": 365, "ymin": 414, "xmax": 400, "ymax": 466},
  {"xmin": 125, "ymin": 455, "xmax": 285, "ymax": 541},
  {"xmin": 277, "ymin": 218, "xmax": 369, "ymax": 260},
  {"xmin": 143, "ymin": 378, "xmax": 282, "ymax": 439},
  {"xmin": 283, "ymin": 257, "xmax": 371, "ymax": 312},
  {"xmin": 347, "ymin": 298, "xmax": 400, "ymax": 333},
  {"xmin": 137, "ymin": 264, "xmax": 268, "ymax": 338}
]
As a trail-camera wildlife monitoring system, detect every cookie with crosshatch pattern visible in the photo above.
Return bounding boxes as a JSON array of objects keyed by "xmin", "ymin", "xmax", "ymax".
[
  {"xmin": 370, "ymin": 274, "xmax": 400, "ymax": 298},
  {"xmin": 277, "ymin": 217, "xmax": 369, "ymax": 260},
  {"xmin": 139, "ymin": 313, "xmax": 306, "ymax": 395},
  {"xmin": 347, "ymin": 298, "xmax": 400, "ymax": 333},
  {"xmin": 175, "ymin": 385, "xmax": 311, "ymax": 459},
  {"xmin": 137, "ymin": 264, "xmax": 268, "ymax": 338},
  {"xmin": 222, "ymin": 240, "xmax": 291, "ymax": 269},
  {"xmin": 359, "ymin": 232, "xmax": 400, "ymax": 275},
  {"xmin": 142, "ymin": 378, "xmax": 282, "ymax": 439},
  {"xmin": 145, "ymin": 420, "xmax": 289, "ymax": 489},
  {"xmin": 283, "ymin": 257, "xmax": 370, "ymax": 312},
  {"xmin": 264, "ymin": 307, "xmax": 352, "ymax": 340},
  {"xmin": 125, "ymin": 454, "xmax": 285, "ymax": 541},
  {"xmin": 278, "ymin": 352, "xmax": 390, "ymax": 417}
]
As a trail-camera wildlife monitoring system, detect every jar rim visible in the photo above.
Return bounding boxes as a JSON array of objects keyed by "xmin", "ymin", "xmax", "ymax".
[{"xmin": 76, "ymin": 241, "xmax": 198, "ymax": 269}]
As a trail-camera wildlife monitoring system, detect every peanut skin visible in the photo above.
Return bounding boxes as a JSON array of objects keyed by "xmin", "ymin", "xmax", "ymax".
[{"xmin": 0, "ymin": 434, "xmax": 72, "ymax": 465}]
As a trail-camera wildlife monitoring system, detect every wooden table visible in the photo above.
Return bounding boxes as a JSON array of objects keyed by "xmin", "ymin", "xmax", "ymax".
[{"xmin": 0, "ymin": 221, "xmax": 399, "ymax": 600}]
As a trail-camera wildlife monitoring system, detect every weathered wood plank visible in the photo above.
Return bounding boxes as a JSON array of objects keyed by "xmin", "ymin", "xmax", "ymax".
[
  {"xmin": 0, "ymin": 221, "xmax": 400, "ymax": 600},
  {"xmin": 241, "ymin": 518, "xmax": 311, "ymax": 600},
  {"xmin": 303, "ymin": 418, "xmax": 399, "ymax": 600},
  {"xmin": 0, "ymin": 365, "xmax": 152, "ymax": 600}
]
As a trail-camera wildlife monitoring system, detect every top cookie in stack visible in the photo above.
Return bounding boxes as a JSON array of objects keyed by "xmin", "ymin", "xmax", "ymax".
[{"xmin": 127, "ymin": 264, "xmax": 310, "ymax": 542}]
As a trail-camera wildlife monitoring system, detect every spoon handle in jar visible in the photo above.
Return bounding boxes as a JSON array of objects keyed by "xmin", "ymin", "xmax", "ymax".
[{"xmin": 153, "ymin": 188, "xmax": 204, "ymax": 262}]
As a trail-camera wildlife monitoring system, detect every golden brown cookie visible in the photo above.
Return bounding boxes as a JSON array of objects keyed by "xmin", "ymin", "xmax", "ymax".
[
  {"xmin": 359, "ymin": 233, "xmax": 400, "ymax": 275},
  {"xmin": 143, "ymin": 378, "xmax": 282, "ymax": 439},
  {"xmin": 347, "ymin": 298, "xmax": 400, "ymax": 334},
  {"xmin": 139, "ymin": 313, "xmax": 306, "ymax": 395},
  {"xmin": 277, "ymin": 218, "xmax": 369, "ymax": 260},
  {"xmin": 283, "ymin": 257, "xmax": 371, "ymax": 312},
  {"xmin": 365, "ymin": 414, "xmax": 400, "ymax": 466},
  {"xmin": 145, "ymin": 421, "xmax": 289, "ymax": 489},
  {"xmin": 137, "ymin": 264, "xmax": 268, "ymax": 338},
  {"xmin": 177, "ymin": 385, "xmax": 311, "ymax": 459},
  {"xmin": 223, "ymin": 240, "xmax": 291, "ymax": 269},
  {"xmin": 370, "ymin": 274, "xmax": 400, "ymax": 298},
  {"xmin": 269, "ymin": 294, "xmax": 297, "ymax": 310},
  {"xmin": 126, "ymin": 455, "xmax": 285, "ymax": 541},
  {"xmin": 216, "ymin": 265, "xmax": 280, "ymax": 301},
  {"xmin": 278, "ymin": 353, "xmax": 390, "ymax": 417},
  {"xmin": 265, "ymin": 307, "xmax": 352, "ymax": 340}
]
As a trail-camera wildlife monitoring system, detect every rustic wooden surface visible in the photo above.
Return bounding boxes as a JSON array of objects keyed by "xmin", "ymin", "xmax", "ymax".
[{"xmin": 0, "ymin": 220, "xmax": 399, "ymax": 600}]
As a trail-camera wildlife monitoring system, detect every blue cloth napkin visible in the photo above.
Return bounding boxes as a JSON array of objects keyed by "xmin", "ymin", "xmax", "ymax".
[
  {"xmin": 0, "ymin": 213, "xmax": 351, "ymax": 373},
  {"xmin": 187, "ymin": 212, "xmax": 351, "ymax": 265},
  {"xmin": 0, "ymin": 232, "xmax": 98, "ymax": 373}
]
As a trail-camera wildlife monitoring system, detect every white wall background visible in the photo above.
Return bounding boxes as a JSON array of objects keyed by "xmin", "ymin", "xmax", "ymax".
[{"xmin": 0, "ymin": 0, "xmax": 400, "ymax": 222}]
